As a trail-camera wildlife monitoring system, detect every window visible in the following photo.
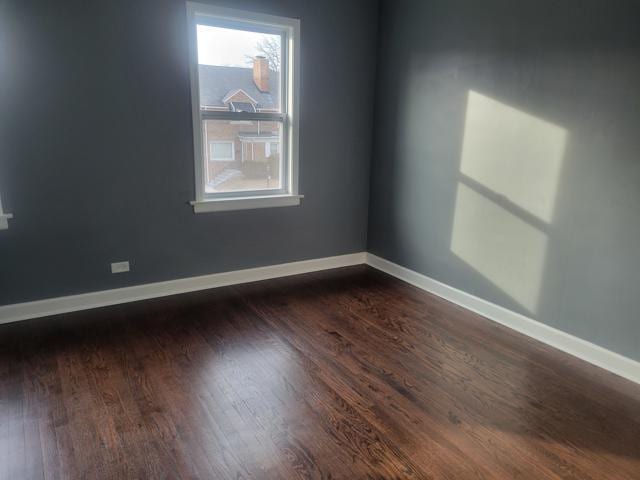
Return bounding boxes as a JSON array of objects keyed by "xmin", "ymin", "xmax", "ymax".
[
  {"xmin": 266, "ymin": 142, "xmax": 280, "ymax": 157},
  {"xmin": 187, "ymin": 3, "xmax": 301, "ymax": 212},
  {"xmin": 210, "ymin": 141, "xmax": 235, "ymax": 161}
]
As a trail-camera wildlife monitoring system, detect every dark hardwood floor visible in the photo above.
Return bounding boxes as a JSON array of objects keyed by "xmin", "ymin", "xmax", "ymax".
[{"xmin": 1, "ymin": 266, "xmax": 639, "ymax": 479}]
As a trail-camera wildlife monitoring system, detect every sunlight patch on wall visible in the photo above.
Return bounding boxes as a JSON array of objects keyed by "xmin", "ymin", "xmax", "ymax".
[
  {"xmin": 460, "ymin": 91, "xmax": 567, "ymax": 223},
  {"xmin": 452, "ymin": 91, "xmax": 567, "ymax": 314},
  {"xmin": 452, "ymin": 183, "xmax": 549, "ymax": 313}
]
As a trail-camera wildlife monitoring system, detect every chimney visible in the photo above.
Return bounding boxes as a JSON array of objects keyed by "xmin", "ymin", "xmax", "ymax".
[{"xmin": 253, "ymin": 56, "xmax": 270, "ymax": 93}]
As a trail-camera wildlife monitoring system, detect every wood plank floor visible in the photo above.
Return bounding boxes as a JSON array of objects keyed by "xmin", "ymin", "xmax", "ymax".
[{"xmin": 1, "ymin": 265, "xmax": 639, "ymax": 479}]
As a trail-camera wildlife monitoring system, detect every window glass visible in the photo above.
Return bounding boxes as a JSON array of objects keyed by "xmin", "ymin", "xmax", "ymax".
[
  {"xmin": 210, "ymin": 142, "xmax": 233, "ymax": 161},
  {"xmin": 203, "ymin": 119, "xmax": 283, "ymax": 194},
  {"xmin": 197, "ymin": 25, "xmax": 282, "ymax": 113}
]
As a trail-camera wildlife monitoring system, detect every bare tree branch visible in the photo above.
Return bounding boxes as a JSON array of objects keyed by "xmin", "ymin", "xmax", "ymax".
[{"xmin": 245, "ymin": 36, "xmax": 281, "ymax": 72}]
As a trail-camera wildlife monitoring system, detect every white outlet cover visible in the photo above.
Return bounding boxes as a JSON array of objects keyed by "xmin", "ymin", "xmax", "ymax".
[{"xmin": 111, "ymin": 261, "xmax": 130, "ymax": 274}]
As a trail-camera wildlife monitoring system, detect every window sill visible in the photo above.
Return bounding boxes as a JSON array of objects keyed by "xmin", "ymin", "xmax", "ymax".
[
  {"xmin": 0, "ymin": 213, "xmax": 13, "ymax": 230},
  {"xmin": 191, "ymin": 194, "xmax": 303, "ymax": 213}
]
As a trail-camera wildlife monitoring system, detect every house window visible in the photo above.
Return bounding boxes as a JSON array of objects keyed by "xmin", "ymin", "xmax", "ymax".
[
  {"xmin": 210, "ymin": 141, "xmax": 234, "ymax": 161},
  {"xmin": 187, "ymin": 3, "xmax": 301, "ymax": 213},
  {"xmin": 266, "ymin": 142, "xmax": 280, "ymax": 157}
]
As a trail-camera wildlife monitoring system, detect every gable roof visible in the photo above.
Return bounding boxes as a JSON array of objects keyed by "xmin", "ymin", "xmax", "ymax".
[
  {"xmin": 198, "ymin": 65, "xmax": 280, "ymax": 111},
  {"xmin": 222, "ymin": 88, "xmax": 259, "ymax": 105}
]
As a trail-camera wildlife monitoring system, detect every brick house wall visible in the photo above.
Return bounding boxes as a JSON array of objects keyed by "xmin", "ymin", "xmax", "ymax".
[{"xmin": 203, "ymin": 119, "xmax": 280, "ymax": 183}]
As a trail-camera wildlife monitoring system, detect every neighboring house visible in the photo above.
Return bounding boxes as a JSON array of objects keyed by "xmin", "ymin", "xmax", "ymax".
[{"xmin": 199, "ymin": 56, "xmax": 282, "ymax": 190}]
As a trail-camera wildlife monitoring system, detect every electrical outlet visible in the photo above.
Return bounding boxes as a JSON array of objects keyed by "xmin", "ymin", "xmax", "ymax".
[{"xmin": 110, "ymin": 261, "xmax": 130, "ymax": 274}]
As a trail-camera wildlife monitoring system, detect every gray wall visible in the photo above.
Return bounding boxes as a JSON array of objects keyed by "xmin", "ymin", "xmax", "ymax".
[
  {"xmin": 368, "ymin": 0, "xmax": 640, "ymax": 361},
  {"xmin": 0, "ymin": 0, "xmax": 378, "ymax": 305}
]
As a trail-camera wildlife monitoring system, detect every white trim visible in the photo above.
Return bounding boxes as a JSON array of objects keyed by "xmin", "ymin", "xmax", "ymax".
[
  {"xmin": 0, "ymin": 194, "xmax": 12, "ymax": 230},
  {"xmin": 365, "ymin": 253, "xmax": 640, "ymax": 385},
  {"xmin": 0, "ymin": 252, "xmax": 366, "ymax": 325},
  {"xmin": 0, "ymin": 213, "xmax": 12, "ymax": 230},
  {"xmin": 1, "ymin": 247, "xmax": 635, "ymax": 385},
  {"xmin": 286, "ymin": 14, "xmax": 301, "ymax": 197},
  {"xmin": 186, "ymin": 2, "xmax": 300, "ymax": 207},
  {"xmin": 0, "ymin": 213, "xmax": 13, "ymax": 230},
  {"xmin": 191, "ymin": 194, "xmax": 302, "ymax": 213},
  {"xmin": 187, "ymin": 3, "xmax": 205, "ymax": 202}
]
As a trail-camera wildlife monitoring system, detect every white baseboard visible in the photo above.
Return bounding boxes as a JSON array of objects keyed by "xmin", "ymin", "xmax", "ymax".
[
  {"xmin": 366, "ymin": 253, "xmax": 640, "ymax": 385},
  {"xmin": 2, "ymin": 249, "xmax": 638, "ymax": 386},
  {"xmin": 0, "ymin": 252, "xmax": 367, "ymax": 325}
]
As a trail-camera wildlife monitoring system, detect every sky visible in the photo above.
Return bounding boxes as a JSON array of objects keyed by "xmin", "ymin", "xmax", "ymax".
[{"xmin": 197, "ymin": 25, "xmax": 278, "ymax": 67}]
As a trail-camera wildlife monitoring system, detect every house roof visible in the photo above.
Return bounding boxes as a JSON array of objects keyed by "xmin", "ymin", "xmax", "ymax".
[
  {"xmin": 222, "ymin": 89, "xmax": 258, "ymax": 105},
  {"xmin": 199, "ymin": 65, "xmax": 280, "ymax": 111}
]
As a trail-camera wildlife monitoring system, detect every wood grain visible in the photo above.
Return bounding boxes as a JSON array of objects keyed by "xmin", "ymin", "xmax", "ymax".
[{"xmin": 1, "ymin": 265, "xmax": 639, "ymax": 479}]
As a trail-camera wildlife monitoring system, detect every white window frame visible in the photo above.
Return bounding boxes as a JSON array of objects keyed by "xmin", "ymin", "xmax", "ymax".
[
  {"xmin": 209, "ymin": 141, "xmax": 235, "ymax": 162},
  {"xmin": 186, "ymin": 3, "xmax": 302, "ymax": 213},
  {"xmin": 0, "ymin": 193, "xmax": 12, "ymax": 230}
]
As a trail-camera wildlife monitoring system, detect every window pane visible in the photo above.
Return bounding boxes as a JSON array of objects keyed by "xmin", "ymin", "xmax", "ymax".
[
  {"xmin": 197, "ymin": 25, "xmax": 282, "ymax": 113},
  {"xmin": 203, "ymin": 119, "xmax": 283, "ymax": 194},
  {"xmin": 211, "ymin": 142, "xmax": 233, "ymax": 160}
]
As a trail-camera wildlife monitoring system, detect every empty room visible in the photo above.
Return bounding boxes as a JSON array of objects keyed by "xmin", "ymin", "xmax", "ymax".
[{"xmin": 1, "ymin": 0, "xmax": 639, "ymax": 478}]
